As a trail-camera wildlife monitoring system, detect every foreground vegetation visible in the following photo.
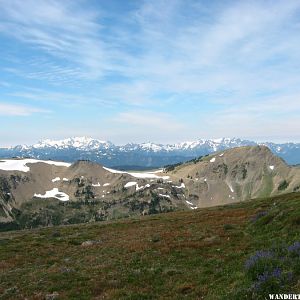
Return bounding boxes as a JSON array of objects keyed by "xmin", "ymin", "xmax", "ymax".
[{"xmin": 0, "ymin": 192, "xmax": 300, "ymax": 299}]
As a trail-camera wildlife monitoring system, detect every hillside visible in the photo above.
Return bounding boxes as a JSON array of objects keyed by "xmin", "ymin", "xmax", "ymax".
[
  {"xmin": 165, "ymin": 145, "xmax": 300, "ymax": 208},
  {"xmin": 0, "ymin": 192, "xmax": 299, "ymax": 299},
  {"xmin": 0, "ymin": 159, "xmax": 184, "ymax": 229},
  {"xmin": 1, "ymin": 145, "xmax": 300, "ymax": 230}
]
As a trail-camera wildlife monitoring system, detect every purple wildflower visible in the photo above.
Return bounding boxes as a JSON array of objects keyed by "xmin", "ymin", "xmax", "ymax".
[
  {"xmin": 287, "ymin": 241, "xmax": 300, "ymax": 254},
  {"xmin": 245, "ymin": 250, "xmax": 273, "ymax": 270},
  {"xmin": 251, "ymin": 210, "xmax": 268, "ymax": 223},
  {"xmin": 251, "ymin": 268, "xmax": 285, "ymax": 292}
]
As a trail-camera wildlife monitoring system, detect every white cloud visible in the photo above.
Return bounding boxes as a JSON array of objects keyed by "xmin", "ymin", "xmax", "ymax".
[{"xmin": 0, "ymin": 103, "xmax": 49, "ymax": 116}]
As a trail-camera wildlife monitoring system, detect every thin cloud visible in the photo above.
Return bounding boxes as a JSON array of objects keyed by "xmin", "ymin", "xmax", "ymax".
[
  {"xmin": 0, "ymin": 103, "xmax": 50, "ymax": 116},
  {"xmin": 114, "ymin": 110, "xmax": 185, "ymax": 131},
  {"xmin": 0, "ymin": 0, "xmax": 106, "ymax": 80},
  {"xmin": 106, "ymin": 110, "xmax": 187, "ymax": 144}
]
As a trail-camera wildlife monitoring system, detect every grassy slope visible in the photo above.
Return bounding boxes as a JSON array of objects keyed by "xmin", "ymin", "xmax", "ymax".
[{"xmin": 0, "ymin": 193, "xmax": 300, "ymax": 299}]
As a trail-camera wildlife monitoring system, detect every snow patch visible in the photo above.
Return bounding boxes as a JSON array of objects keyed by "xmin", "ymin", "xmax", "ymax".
[
  {"xmin": 159, "ymin": 194, "xmax": 170, "ymax": 198},
  {"xmin": 172, "ymin": 183, "xmax": 185, "ymax": 189},
  {"xmin": 92, "ymin": 182, "xmax": 101, "ymax": 187},
  {"xmin": 210, "ymin": 157, "xmax": 216, "ymax": 162},
  {"xmin": 34, "ymin": 188, "xmax": 69, "ymax": 201},
  {"xmin": 219, "ymin": 153, "xmax": 224, "ymax": 157},
  {"xmin": 63, "ymin": 178, "xmax": 69, "ymax": 182},
  {"xmin": 185, "ymin": 200, "xmax": 197, "ymax": 209},
  {"xmin": 124, "ymin": 181, "xmax": 151, "ymax": 191},
  {"xmin": 103, "ymin": 183, "xmax": 110, "ymax": 186},
  {"xmin": 0, "ymin": 159, "xmax": 71, "ymax": 172},
  {"xmin": 136, "ymin": 184, "xmax": 144, "ymax": 191},
  {"xmin": 129, "ymin": 172, "xmax": 169, "ymax": 180},
  {"xmin": 227, "ymin": 182, "xmax": 234, "ymax": 193},
  {"xmin": 103, "ymin": 166, "xmax": 169, "ymax": 179},
  {"xmin": 52, "ymin": 177, "xmax": 60, "ymax": 182},
  {"xmin": 269, "ymin": 165, "xmax": 275, "ymax": 170},
  {"xmin": 124, "ymin": 182, "xmax": 137, "ymax": 188}
]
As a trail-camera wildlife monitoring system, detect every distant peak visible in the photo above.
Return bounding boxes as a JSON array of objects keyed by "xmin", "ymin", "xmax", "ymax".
[{"xmin": 32, "ymin": 136, "xmax": 112, "ymax": 150}]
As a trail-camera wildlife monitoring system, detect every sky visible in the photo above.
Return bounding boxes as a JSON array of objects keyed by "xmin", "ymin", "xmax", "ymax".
[{"xmin": 1, "ymin": 0, "xmax": 300, "ymax": 146}]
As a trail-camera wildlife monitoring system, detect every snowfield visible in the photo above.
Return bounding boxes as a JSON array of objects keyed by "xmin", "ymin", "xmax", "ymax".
[
  {"xmin": 0, "ymin": 159, "xmax": 71, "ymax": 172},
  {"xmin": 103, "ymin": 167, "xmax": 170, "ymax": 180},
  {"xmin": 34, "ymin": 188, "xmax": 69, "ymax": 201},
  {"xmin": 124, "ymin": 182, "xmax": 137, "ymax": 188}
]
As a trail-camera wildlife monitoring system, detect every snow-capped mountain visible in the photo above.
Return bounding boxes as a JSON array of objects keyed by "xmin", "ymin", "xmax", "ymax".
[
  {"xmin": 32, "ymin": 137, "xmax": 113, "ymax": 150},
  {"xmin": 1, "ymin": 137, "xmax": 300, "ymax": 168}
]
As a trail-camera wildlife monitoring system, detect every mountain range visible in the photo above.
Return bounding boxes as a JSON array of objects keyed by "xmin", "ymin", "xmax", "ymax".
[
  {"xmin": 1, "ymin": 145, "xmax": 300, "ymax": 230},
  {"xmin": 1, "ymin": 137, "xmax": 300, "ymax": 168}
]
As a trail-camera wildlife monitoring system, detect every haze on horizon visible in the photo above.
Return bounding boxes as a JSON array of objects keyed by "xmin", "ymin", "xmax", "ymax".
[{"xmin": 1, "ymin": 0, "xmax": 300, "ymax": 146}]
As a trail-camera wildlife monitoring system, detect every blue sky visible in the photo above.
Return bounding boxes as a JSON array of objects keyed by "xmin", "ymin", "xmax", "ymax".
[{"xmin": 1, "ymin": 0, "xmax": 300, "ymax": 146}]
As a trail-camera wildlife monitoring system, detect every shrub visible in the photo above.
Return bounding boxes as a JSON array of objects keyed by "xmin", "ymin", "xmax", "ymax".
[
  {"xmin": 293, "ymin": 185, "xmax": 300, "ymax": 192},
  {"xmin": 278, "ymin": 180, "xmax": 289, "ymax": 191},
  {"xmin": 242, "ymin": 166, "xmax": 247, "ymax": 179},
  {"xmin": 223, "ymin": 224, "xmax": 235, "ymax": 230}
]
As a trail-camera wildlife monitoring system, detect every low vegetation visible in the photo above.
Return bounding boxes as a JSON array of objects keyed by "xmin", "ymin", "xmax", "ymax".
[
  {"xmin": 163, "ymin": 155, "xmax": 205, "ymax": 172},
  {"xmin": 0, "ymin": 192, "xmax": 299, "ymax": 299},
  {"xmin": 278, "ymin": 180, "xmax": 289, "ymax": 191}
]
